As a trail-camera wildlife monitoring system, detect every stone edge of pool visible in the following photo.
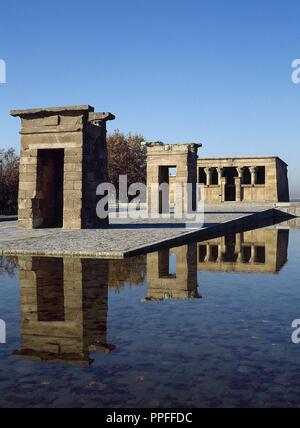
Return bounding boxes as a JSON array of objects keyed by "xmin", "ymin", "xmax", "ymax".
[{"xmin": 0, "ymin": 208, "xmax": 294, "ymax": 259}]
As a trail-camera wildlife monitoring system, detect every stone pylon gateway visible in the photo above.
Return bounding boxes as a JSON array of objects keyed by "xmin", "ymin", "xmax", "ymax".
[
  {"xmin": 11, "ymin": 105, "xmax": 115, "ymax": 229},
  {"xmin": 146, "ymin": 142, "xmax": 201, "ymax": 215}
]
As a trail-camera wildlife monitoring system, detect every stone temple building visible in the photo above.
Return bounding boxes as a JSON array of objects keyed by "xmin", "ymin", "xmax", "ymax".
[
  {"xmin": 11, "ymin": 103, "xmax": 290, "ymax": 230},
  {"xmin": 167, "ymin": 154, "xmax": 289, "ymax": 206},
  {"xmin": 197, "ymin": 156, "xmax": 289, "ymax": 203},
  {"xmin": 11, "ymin": 105, "xmax": 114, "ymax": 229}
]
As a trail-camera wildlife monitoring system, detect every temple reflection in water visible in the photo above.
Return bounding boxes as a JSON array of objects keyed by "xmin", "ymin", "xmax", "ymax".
[
  {"xmin": 12, "ymin": 255, "xmax": 146, "ymax": 365},
  {"xmin": 145, "ymin": 244, "xmax": 200, "ymax": 301},
  {"xmin": 145, "ymin": 228, "xmax": 289, "ymax": 302},
  {"xmin": 8, "ymin": 226, "xmax": 289, "ymax": 365},
  {"xmin": 197, "ymin": 228, "xmax": 289, "ymax": 273}
]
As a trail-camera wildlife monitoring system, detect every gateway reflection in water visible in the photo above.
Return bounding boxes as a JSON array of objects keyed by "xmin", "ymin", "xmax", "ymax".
[
  {"xmin": 13, "ymin": 257, "xmax": 113, "ymax": 365},
  {"xmin": 145, "ymin": 244, "xmax": 200, "ymax": 301},
  {"xmin": 11, "ymin": 256, "xmax": 146, "ymax": 365}
]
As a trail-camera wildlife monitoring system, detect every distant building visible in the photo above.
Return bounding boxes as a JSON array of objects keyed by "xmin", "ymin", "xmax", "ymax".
[
  {"xmin": 147, "ymin": 145, "xmax": 290, "ymax": 208},
  {"xmin": 197, "ymin": 156, "xmax": 289, "ymax": 203}
]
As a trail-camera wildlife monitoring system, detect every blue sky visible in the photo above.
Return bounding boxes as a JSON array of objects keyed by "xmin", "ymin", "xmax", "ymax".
[{"xmin": 0, "ymin": 0, "xmax": 300, "ymax": 197}]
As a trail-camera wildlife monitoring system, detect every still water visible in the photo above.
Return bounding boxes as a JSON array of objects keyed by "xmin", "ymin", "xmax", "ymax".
[{"xmin": 0, "ymin": 222, "xmax": 300, "ymax": 408}]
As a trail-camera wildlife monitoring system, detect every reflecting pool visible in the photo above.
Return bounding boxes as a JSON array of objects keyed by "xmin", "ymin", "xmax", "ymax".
[{"xmin": 0, "ymin": 222, "xmax": 300, "ymax": 407}]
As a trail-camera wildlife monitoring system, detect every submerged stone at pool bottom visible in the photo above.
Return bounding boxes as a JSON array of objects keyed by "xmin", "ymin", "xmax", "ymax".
[{"xmin": 0, "ymin": 223, "xmax": 300, "ymax": 407}]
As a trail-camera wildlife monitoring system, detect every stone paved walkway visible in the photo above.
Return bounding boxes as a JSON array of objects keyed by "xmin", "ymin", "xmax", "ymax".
[{"xmin": 0, "ymin": 204, "xmax": 285, "ymax": 258}]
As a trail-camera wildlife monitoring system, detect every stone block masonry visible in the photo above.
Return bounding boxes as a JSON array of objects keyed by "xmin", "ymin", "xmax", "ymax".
[
  {"xmin": 11, "ymin": 105, "xmax": 115, "ymax": 229},
  {"xmin": 146, "ymin": 142, "xmax": 201, "ymax": 215},
  {"xmin": 197, "ymin": 157, "xmax": 289, "ymax": 203}
]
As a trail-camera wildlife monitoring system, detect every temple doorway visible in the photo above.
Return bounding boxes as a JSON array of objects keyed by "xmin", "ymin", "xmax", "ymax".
[
  {"xmin": 158, "ymin": 166, "xmax": 176, "ymax": 214},
  {"xmin": 36, "ymin": 149, "xmax": 64, "ymax": 228}
]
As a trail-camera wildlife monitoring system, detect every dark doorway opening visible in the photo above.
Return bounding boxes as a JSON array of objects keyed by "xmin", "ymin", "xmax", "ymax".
[
  {"xmin": 198, "ymin": 245, "xmax": 207, "ymax": 262},
  {"xmin": 256, "ymin": 166, "xmax": 265, "ymax": 184},
  {"xmin": 243, "ymin": 168, "xmax": 251, "ymax": 184},
  {"xmin": 211, "ymin": 169, "xmax": 219, "ymax": 185},
  {"xmin": 241, "ymin": 245, "xmax": 251, "ymax": 263},
  {"xmin": 254, "ymin": 246, "xmax": 266, "ymax": 264},
  {"xmin": 209, "ymin": 245, "xmax": 219, "ymax": 262},
  {"xmin": 222, "ymin": 235, "xmax": 238, "ymax": 262},
  {"xmin": 36, "ymin": 258, "xmax": 65, "ymax": 322},
  {"xmin": 37, "ymin": 149, "xmax": 64, "ymax": 228},
  {"xmin": 158, "ymin": 166, "xmax": 176, "ymax": 214},
  {"xmin": 198, "ymin": 168, "xmax": 207, "ymax": 185},
  {"xmin": 224, "ymin": 167, "xmax": 237, "ymax": 201},
  {"xmin": 158, "ymin": 249, "xmax": 176, "ymax": 278}
]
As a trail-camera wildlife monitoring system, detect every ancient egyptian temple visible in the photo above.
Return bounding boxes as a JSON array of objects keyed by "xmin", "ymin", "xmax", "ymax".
[
  {"xmin": 197, "ymin": 157, "xmax": 289, "ymax": 203},
  {"xmin": 11, "ymin": 105, "xmax": 115, "ymax": 229},
  {"xmin": 11, "ymin": 104, "xmax": 290, "ymax": 231},
  {"xmin": 148, "ymin": 145, "xmax": 289, "ymax": 208}
]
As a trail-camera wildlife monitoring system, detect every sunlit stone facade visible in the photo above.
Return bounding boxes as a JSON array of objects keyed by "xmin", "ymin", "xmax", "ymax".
[
  {"xmin": 11, "ymin": 105, "xmax": 114, "ymax": 229},
  {"xmin": 146, "ymin": 142, "xmax": 201, "ymax": 214},
  {"xmin": 197, "ymin": 157, "xmax": 289, "ymax": 203}
]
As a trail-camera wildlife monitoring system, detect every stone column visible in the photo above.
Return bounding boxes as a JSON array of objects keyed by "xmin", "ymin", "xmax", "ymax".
[
  {"xmin": 237, "ymin": 250, "xmax": 243, "ymax": 263},
  {"xmin": 249, "ymin": 244, "xmax": 255, "ymax": 263},
  {"xmin": 217, "ymin": 167, "xmax": 224, "ymax": 185},
  {"xmin": 235, "ymin": 167, "xmax": 244, "ymax": 202},
  {"xmin": 215, "ymin": 167, "xmax": 225, "ymax": 202},
  {"xmin": 235, "ymin": 177, "xmax": 241, "ymax": 202},
  {"xmin": 204, "ymin": 244, "xmax": 210, "ymax": 262},
  {"xmin": 249, "ymin": 166, "xmax": 257, "ymax": 186},
  {"xmin": 235, "ymin": 233, "xmax": 242, "ymax": 255},
  {"xmin": 204, "ymin": 167, "xmax": 211, "ymax": 186},
  {"xmin": 236, "ymin": 167, "xmax": 244, "ymax": 182},
  {"xmin": 220, "ymin": 177, "xmax": 226, "ymax": 202},
  {"xmin": 237, "ymin": 233, "xmax": 245, "ymax": 262},
  {"xmin": 220, "ymin": 237, "xmax": 226, "ymax": 259}
]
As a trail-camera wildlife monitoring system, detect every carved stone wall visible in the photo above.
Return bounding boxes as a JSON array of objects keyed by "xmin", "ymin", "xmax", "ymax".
[
  {"xmin": 197, "ymin": 157, "xmax": 289, "ymax": 203},
  {"xmin": 11, "ymin": 105, "xmax": 115, "ymax": 229}
]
